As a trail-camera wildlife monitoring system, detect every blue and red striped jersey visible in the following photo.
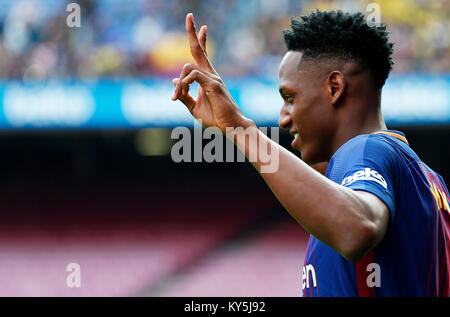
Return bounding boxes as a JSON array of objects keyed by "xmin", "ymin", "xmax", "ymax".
[{"xmin": 302, "ymin": 130, "xmax": 450, "ymax": 297}]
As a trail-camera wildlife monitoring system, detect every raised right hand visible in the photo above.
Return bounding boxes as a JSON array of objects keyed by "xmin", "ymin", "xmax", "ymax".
[{"xmin": 171, "ymin": 13, "xmax": 253, "ymax": 133}]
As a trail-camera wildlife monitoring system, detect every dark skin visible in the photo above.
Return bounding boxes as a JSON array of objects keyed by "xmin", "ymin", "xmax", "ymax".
[
  {"xmin": 310, "ymin": 162, "xmax": 329, "ymax": 176},
  {"xmin": 278, "ymin": 51, "xmax": 386, "ymax": 164},
  {"xmin": 172, "ymin": 13, "xmax": 390, "ymax": 262}
]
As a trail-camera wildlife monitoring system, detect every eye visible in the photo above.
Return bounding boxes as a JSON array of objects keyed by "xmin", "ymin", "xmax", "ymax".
[{"xmin": 285, "ymin": 95, "xmax": 294, "ymax": 104}]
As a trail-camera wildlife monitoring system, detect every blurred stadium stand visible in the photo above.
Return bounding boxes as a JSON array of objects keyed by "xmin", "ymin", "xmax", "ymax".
[
  {"xmin": 0, "ymin": 0, "xmax": 447, "ymax": 79},
  {"xmin": 0, "ymin": 129, "xmax": 448, "ymax": 296},
  {"xmin": 0, "ymin": 0, "xmax": 448, "ymax": 296},
  {"xmin": 0, "ymin": 132, "xmax": 282, "ymax": 296}
]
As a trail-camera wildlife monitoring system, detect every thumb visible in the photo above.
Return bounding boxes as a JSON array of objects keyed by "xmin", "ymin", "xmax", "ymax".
[{"xmin": 172, "ymin": 77, "xmax": 196, "ymax": 111}]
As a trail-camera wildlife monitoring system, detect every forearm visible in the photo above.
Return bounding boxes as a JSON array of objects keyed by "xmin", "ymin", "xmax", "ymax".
[{"xmin": 228, "ymin": 122, "xmax": 378, "ymax": 260}]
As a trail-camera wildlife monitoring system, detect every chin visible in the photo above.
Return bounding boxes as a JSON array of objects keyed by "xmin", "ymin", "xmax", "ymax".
[
  {"xmin": 294, "ymin": 140, "xmax": 323, "ymax": 165},
  {"xmin": 301, "ymin": 155, "xmax": 315, "ymax": 165},
  {"xmin": 299, "ymin": 148, "xmax": 322, "ymax": 166}
]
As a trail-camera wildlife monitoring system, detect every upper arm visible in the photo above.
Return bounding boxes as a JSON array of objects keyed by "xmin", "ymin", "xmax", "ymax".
[
  {"xmin": 354, "ymin": 190, "xmax": 390, "ymax": 247},
  {"xmin": 328, "ymin": 135, "xmax": 400, "ymax": 259}
]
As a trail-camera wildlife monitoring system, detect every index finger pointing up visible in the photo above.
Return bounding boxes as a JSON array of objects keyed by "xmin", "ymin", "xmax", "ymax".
[{"xmin": 186, "ymin": 13, "xmax": 215, "ymax": 73}]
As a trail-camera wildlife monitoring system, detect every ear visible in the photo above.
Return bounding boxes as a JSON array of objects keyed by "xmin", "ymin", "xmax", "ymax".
[{"xmin": 327, "ymin": 71, "xmax": 345, "ymax": 105}]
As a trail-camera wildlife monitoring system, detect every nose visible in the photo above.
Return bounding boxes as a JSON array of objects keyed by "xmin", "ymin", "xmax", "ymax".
[{"xmin": 279, "ymin": 104, "xmax": 292, "ymax": 130}]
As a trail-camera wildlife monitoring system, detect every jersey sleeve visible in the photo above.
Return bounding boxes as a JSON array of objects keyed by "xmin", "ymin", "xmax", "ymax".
[{"xmin": 328, "ymin": 135, "xmax": 399, "ymax": 222}]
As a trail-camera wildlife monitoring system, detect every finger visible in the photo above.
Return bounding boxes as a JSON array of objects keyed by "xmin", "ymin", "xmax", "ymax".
[
  {"xmin": 186, "ymin": 13, "xmax": 214, "ymax": 73},
  {"xmin": 180, "ymin": 78, "xmax": 191, "ymax": 98},
  {"xmin": 181, "ymin": 69, "xmax": 220, "ymax": 98},
  {"xmin": 172, "ymin": 78, "xmax": 189, "ymax": 99},
  {"xmin": 173, "ymin": 63, "xmax": 217, "ymax": 100},
  {"xmin": 172, "ymin": 78, "xmax": 179, "ymax": 100},
  {"xmin": 178, "ymin": 93, "xmax": 196, "ymax": 112},
  {"xmin": 173, "ymin": 63, "xmax": 196, "ymax": 100},
  {"xmin": 172, "ymin": 78, "xmax": 196, "ymax": 110},
  {"xmin": 173, "ymin": 64, "xmax": 194, "ymax": 100},
  {"xmin": 198, "ymin": 25, "xmax": 207, "ymax": 55}
]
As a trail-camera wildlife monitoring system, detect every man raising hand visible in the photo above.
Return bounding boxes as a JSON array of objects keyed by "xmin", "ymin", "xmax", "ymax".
[{"xmin": 171, "ymin": 11, "xmax": 450, "ymax": 297}]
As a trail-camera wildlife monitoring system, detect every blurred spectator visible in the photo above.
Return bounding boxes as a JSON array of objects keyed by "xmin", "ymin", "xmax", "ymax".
[{"xmin": 0, "ymin": 0, "xmax": 448, "ymax": 80}]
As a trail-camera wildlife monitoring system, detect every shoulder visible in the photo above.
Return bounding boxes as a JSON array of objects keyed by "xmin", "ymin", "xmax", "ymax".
[
  {"xmin": 333, "ymin": 134, "xmax": 398, "ymax": 160},
  {"xmin": 327, "ymin": 133, "xmax": 401, "ymax": 182}
]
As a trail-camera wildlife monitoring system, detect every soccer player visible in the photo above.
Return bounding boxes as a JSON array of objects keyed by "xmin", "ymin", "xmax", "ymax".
[{"xmin": 171, "ymin": 11, "xmax": 450, "ymax": 296}]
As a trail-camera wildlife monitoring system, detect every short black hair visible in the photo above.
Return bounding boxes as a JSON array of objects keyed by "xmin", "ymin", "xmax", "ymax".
[{"xmin": 283, "ymin": 10, "xmax": 394, "ymax": 89}]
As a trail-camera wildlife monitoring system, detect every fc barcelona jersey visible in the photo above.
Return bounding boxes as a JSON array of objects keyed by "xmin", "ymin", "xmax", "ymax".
[{"xmin": 302, "ymin": 130, "xmax": 450, "ymax": 297}]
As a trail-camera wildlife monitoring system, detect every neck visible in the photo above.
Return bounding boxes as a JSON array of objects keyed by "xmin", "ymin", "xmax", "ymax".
[{"xmin": 330, "ymin": 104, "xmax": 387, "ymax": 160}]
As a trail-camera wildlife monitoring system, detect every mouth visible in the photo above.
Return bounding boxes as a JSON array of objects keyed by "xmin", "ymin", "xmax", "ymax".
[{"xmin": 290, "ymin": 131, "xmax": 301, "ymax": 148}]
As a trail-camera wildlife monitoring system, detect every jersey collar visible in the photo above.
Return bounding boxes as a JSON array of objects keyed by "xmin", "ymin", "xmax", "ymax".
[{"xmin": 372, "ymin": 130, "xmax": 409, "ymax": 145}]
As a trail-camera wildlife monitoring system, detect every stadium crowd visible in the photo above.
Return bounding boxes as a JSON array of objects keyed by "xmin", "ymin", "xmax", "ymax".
[{"xmin": 0, "ymin": 0, "xmax": 448, "ymax": 80}]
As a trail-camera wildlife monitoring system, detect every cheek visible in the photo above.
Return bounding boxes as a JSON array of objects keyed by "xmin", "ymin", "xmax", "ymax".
[
  {"xmin": 291, "ymin": 97, "xmax": 318, "ymax": 134},
  {"xmin": 293, "ymin": 101, "xmax": 331, "ymax": 153}
]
